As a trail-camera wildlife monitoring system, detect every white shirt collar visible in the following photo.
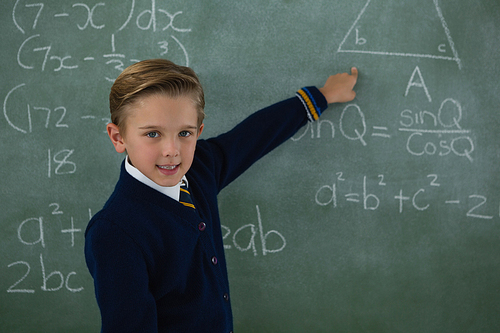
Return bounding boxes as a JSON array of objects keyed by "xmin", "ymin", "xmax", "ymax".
[{"xmin": 124, "ymin": 156, "xmax": 187, "ymax": 202}]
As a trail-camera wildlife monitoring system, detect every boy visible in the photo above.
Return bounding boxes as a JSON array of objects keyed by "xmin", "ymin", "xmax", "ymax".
[{"xmin": 85, "ymin": 59, "xmax": 358, "ymax": 332}]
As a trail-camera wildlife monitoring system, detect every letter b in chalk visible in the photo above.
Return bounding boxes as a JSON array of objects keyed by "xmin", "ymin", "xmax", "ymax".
[{"xmin": 256, "ymin": 205, "xmax": 286, "ymax": 255}]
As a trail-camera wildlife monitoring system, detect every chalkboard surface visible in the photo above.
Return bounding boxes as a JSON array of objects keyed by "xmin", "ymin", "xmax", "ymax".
[{"xmin": 2, "ymin": 0, "xmax": 500, "ymax": 332}]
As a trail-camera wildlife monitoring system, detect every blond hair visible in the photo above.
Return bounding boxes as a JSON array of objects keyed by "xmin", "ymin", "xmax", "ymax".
[{"xmin": 109, "ymin": 59, "xmax": 205, "ymax": 135}]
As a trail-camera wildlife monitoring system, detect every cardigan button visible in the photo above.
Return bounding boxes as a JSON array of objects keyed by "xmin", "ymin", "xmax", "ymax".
[
  {"xmin": 223, "ymin": 293, "xmax": 229, "ymax": 302},
  {"xmin": 198, "ymin": 222, "xmax": 206, "ymax": 231},
  {"xmin": 211, "ymin": 256, "xmax": 218, "ymax": 265}
]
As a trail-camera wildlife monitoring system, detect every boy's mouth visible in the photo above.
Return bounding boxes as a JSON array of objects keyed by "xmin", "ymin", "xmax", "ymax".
[
  {"xmin": 157, "ymin": 164, "xmax": 180, "ymax": 176},
  {"xmin": 156, "ymin": 163, "xmax": 180, "ymax": 177},
  {"xmin": 157, "ymin": 165, "xmax": 178, "ymax": 170}
]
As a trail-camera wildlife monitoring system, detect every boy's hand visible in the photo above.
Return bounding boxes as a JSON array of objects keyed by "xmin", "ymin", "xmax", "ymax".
[{"xmin": 319, "ymin": 67, "xmax": 358, "ymax": 104}]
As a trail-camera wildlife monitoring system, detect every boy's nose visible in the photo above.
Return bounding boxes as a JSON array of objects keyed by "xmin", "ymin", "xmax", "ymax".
[{"xmin": 162, "ymin": 138, "xmax": 180, "ymax": 157}]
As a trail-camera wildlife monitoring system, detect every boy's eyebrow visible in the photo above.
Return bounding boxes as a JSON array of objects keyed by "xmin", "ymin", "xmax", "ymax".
[{"xmin": 138, "ymin": 125, "xmax": 198, "ymax": 130}]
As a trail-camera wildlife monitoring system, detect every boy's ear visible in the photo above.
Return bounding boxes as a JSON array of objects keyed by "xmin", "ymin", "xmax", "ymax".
[
  {"xmin": 197, "ymin": 123, "xmax": 204, "ymax": 138},
  {"xmin": 107, "ymin": 123, "xmax": 126, "ymax": 153}
]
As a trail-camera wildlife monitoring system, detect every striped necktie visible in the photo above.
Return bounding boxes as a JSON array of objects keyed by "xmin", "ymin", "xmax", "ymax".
[{"xmin": 179, "ymin": 181, "xmax": 195, "ymax": 209}]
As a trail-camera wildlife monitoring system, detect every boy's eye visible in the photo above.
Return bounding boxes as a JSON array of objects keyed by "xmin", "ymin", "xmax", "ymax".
[
  {"xmin": 146, "ymin": 131, "xmax": 160, "ymax": 138},
  {"xmin": 179, "ymin": 131, "xmax": 191, "ymax": 137}
]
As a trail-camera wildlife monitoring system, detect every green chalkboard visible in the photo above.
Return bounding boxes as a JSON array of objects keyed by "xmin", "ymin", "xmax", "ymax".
[{"xmin": 2, "ymin": 0, "xmax": 500, "ymax": 332}]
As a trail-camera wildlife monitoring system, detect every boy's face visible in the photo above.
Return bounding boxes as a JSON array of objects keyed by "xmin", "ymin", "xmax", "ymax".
[{"xmin": 108, "ymin": 94, "xmax": 203, "ymax": 187}]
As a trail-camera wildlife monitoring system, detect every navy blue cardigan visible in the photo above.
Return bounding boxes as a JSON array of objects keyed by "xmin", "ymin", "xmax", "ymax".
[{"xmin": 84, "ymin": 87, "xmax": 327, "ymax": 333}]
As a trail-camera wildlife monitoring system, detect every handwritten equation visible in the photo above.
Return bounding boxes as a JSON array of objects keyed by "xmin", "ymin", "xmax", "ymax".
[
  {"xmin": 6, "ymin": 203, "xmax": 90, "ymax": 294},
  {"xmin": 315, "ymin": 172, "xmax": 499, "ymax": 221},
  {"xmin": 13, "ymin": 0, "xmax": 192, "ymax": 80},
  {"xmin": 3, "ymin": 82, "xmax": 110, "ymax": 135},
  {"xmin": 292, "ymin": 65, "xmax": 475, "ymax": 162}
]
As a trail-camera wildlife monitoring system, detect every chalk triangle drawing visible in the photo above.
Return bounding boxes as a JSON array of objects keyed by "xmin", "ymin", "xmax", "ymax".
[{"xmin": 337, "ymin": 0, "xmax": 462, "ymax": 69}]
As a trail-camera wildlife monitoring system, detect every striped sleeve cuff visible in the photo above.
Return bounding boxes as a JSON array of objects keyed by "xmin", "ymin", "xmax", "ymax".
[{"xmin": 296, "ymin": 86, "xmax": 327, "ymax": 122}]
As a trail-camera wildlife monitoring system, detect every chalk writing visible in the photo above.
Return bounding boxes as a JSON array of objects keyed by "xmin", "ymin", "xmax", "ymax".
[
  {"xmin": 72, "ymin": 3, "xmax": 106, "ymax": 30},
  {"xmin": 405, "ymin": 66, "xmax": 432, "ymax": 102},
  {"xmin": 399, "ymin": 92, "xmax": 474, "ymax": 162},
  {"xmin": 292, "ymin": 65, "xmax": 475, "ymax": 162},
  {"xmin": 17, "ymin": 203, "xmax": 84, "ymax": 247},
  {"xmin": 12, "ymin": 1, "xmax": 192, "ymax": 78},
  {"xmin": 17, "ymin": 34, "xmax": 78, "ymax": 71},
  {"xmin": 7, "ymin": 254, "xmax": 83, "ymax": 294},
  {"xmin": 2, "ymin": 83, "xmax": 114, "ymax": 136},
  {"xmin": 7, "ymin": 261, "xmax": 35, "ymax": 293},
  {"xmin": 292, "ymin": 103, "xmax": 391, "ymax": 145},
  {"xmin": 12, "ymin": 0, "xmax": 43, "ymax": 34},
  {"xmin": 221, "ymin": 205, "xmax": 286, "ymax": 256},
  {"xmin": 315, "ymin": 173, "xmax": 499, "ymax": 220},
  {"xmin": 18, "ymin": 217, "xmax": 45, "ymax": 248},
  {"xmin": 13, "ymin": 0, "xmax": 191, "ymax": 33},
  {"xmin": 48, "ymin": 149, "xmax": 77, "ymax": 177},
  {"xmin": 7, "ymin": 203, "xmax": 88, "ymax": 294},
  {"xmin": 81, "ymin": 115, "xmax": 111, "ymax": 133},
  {"xmin": 61, "ymin": 218, "xmax": 82, "ymax": 247},
  {"xmin": 3, "ymin": 83, "xmax": 72, "ymax": 133}
]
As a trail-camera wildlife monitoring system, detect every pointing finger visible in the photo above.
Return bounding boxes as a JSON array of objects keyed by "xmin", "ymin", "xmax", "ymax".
[{"xmin": 351, "ymin": 67, "xmax": 358, "ymax": 80}]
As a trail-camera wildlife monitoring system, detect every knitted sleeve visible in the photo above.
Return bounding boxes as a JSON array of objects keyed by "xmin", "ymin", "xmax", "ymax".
[
  {"xmin": 197, "ymin": 86, "xmax": 327, "ymax": 191},
  {"xmin": 296, "ymin": 86, "xmax": 326, "ymax": 122}
]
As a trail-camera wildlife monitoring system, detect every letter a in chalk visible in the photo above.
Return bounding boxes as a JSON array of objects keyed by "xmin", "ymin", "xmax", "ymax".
[
  {"xmin": 18, "ymin": 217, "xmax": 45, "ymax": 248},
  {"xmin": 405, "ymin": 66, "xmax": 432, "ymax": 102}
]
